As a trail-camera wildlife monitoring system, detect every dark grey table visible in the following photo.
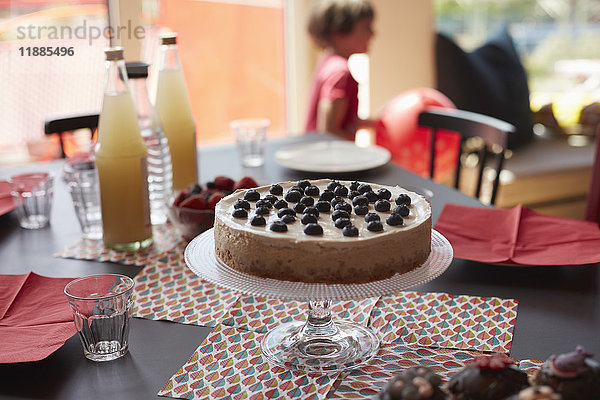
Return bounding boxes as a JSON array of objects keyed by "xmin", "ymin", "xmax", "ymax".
[{"xmin": 0, "ymin": 134, "xmax": 598, "ymax": 400}]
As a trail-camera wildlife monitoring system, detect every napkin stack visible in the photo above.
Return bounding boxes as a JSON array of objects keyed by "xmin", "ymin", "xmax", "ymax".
[
  {"xmin": 434, "ymin": 204, "xmax": 600, "ymax": 265},
  {"xmin": 0, "ymin": 272, "xmax": 76, "ymax": 363}
]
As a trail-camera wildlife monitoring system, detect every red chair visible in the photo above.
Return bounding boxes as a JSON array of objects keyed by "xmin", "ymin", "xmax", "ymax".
[{"xmin": 584, "ymin": 127, "xmax": 600, "ymax": 225}]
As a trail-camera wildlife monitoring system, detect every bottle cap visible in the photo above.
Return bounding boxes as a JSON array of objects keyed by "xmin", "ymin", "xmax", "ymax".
[
  {"xmin": 160, "ymin": 33, "xmax": 177, "ymax": 45},
  {"xmin": 104, "ymin": 46, "xmax": 124, "ymax": 61},
  {"xmin": 125, "ymin": 62, "xmax": 150, "ymax": 79}
]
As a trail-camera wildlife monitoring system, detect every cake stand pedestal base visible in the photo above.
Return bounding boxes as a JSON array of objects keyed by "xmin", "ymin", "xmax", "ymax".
[{"xmin": 261, "ymin": 301, "xmax": 380, "ymax": 373}]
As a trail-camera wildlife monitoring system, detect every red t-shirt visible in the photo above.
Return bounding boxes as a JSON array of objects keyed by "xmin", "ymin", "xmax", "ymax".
[{"xmin": 304, "ymin": 52, "xmax": 359, "ymax": 134}]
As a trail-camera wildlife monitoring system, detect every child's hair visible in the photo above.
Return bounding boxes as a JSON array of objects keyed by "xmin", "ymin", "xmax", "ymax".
[{"xmin": 307, "ymin": 0, "xmax": 374, "ymax": 48}]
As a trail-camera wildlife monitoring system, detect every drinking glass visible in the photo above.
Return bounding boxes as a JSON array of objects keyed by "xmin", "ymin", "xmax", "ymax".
[
  {"xmin": 64, "ymin": 274, "xmax": 134, "ymax": 362},
  {"xmin": 9, "ymin": 172, "xmax": 53, "ymax": 229},
  {"xmin": 231, "ymin": 118, "xmax": 269, "ymax": 167}
]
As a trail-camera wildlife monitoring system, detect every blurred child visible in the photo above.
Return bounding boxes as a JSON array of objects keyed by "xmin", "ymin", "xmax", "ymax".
[{"xmin": 304, "ymin": 0, "xmax": 375, "ymax": 140}]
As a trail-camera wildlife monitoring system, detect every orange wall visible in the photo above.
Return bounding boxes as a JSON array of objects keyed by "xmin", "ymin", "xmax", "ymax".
[{"xmin": 159, "ymin": 0, "xmax": 286, "ymax": 144}]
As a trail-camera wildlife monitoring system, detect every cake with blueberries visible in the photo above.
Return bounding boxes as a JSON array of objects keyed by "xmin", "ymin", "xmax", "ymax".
[
  {"xmin": 445, "ymin": 354, "xmax": 528, "ymax": 400},
  {"xmin": 531, "ymin": 346, "xmax": 600, "ymax": 400},
  {"xmin": 213, "ymin": 179, "xmax": 432, "ymax": 284},
  {"xmin": 374, "ymin": 366, "xmax": 448, "ymax": 400}
]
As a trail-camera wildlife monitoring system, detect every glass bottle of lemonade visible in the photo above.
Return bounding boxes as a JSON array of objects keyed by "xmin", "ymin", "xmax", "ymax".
[
  {"xmin": 95, "ymin": 47, "xmax": 153, "ymax": 251},
  {"xmin": 155, "ymin": 33, "xmax": 198, "ymax": 191}
]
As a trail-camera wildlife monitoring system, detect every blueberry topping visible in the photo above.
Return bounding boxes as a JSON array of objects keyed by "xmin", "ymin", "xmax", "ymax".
[
  {"xmin": 244, "ymin": 190, "xmax": 260, "ymax": 201},
  {"xmin": 332, "ymin": 209, "xmax": 350, "ymax": 221},
  {"xmin": 304, "ymin": 185, "xmax": 320, "ymax": 196},
  {"xmin": 374, "ymin": 199, "xmax": 391, "ymax": 212},
  {"xmin": 232, "ymin": 208, "xmax": 248, "ymax": 218},
  {"xmin": 349, "ymin": 181, "xmax": 360, "ymax": 191},
  {"xmin": 269, "ymin": 220, "xmax": 288, "ymax": 232},
  {"xmin": 299, "ymin": 196, "xmax": 315, "ymax": 207},
  {"xmin": 342, "ymin": 225, "xmax": 359, "ymax": 237},
  {"xmin": 357, "ymin": 184, "xmax": 372, "ymax": 194},
  {"xmin": 255, "ymin": 206, "xmax": 270, "ymax": 215},
  {"xmin": 297, "ymin": 180, "xmax": 311, "ymax": 190},
  {"xmin": 263, "ymin": 194, "xmax": 278, "ymax": 204},
  {"xmin": 334, "ymin": 202, "xmax": 352, "ymax": 213},
  {"xmin": 303, "ymin": 206, "xmax": 319, "ymax": 217},
  {"xmin": 348, "ymin": 190, "xmax": 360, "ymax": 200},
  {"xmin": 319, "ymin": 190, "xmax": 335, "ymax": 202},
  {"xmin": 256, "ymin": 199, "xmax": 273, "ymax": 209},
  {"xmin": 386, "ymin": 213, "xmax": 404, "ymax": 226},
  {"xmin": 365, "ymin": 191, "xmax": 379, "ymax": 202},
  {"xmin": 270, "ymin": 183, "xmax": 283, "ymax": 195},
  {"xmin": 250, "ymin": 215, "xmax": 266, "ymax": 226},
  {"xmin": 333, "ymin": 185, "xmax": 349, "ymax": 197},
  {"xmin": 352, "ymin": 195, "xmax": 369, "ymax": 206},
  {"xmin": 377, "ymin": 188, "xmax": 392, "ymax": 200},
  {"xmin": 289, "ymin": 185, "xmax": 304, "ymax": 194},
  {"xmin": 330, "ymin": 196, "xmax": 346, "ymax": 208},
  {"xmin": 334, "ymin": 217, "xmax": 351, "ymax": 229},
  {"xmin": 365, "ymin": 212, "xmax": 380, "ymax": 222},
  {"xmin": 273, "ymin": 199, "xmax": 288, "ymax": 209},
  {"xmin": 301, "ymin": 213, "xmax": 318, "ymax": 224},
  {"xmin": 233, "ymin": 199, "xmax": 251, "ymax": 210},
  {"xmin": 284, "ymin": 190, "xmax": 302, "ymax": 203},
  {"xmin": 304, "ymin": 223, "xmax": 323, "ymax": 235},
  {"xmin": 277, "ymin": 207, "xmax": 296, "ymax": 218},
  {"xmin": 395, "ymin": 193, "xmax": 411, "ymax": 206},
  {"xmin": 367, "ymin": 220, "xmax": 384, "ymax": 232},
  {"xmin": 354, "ymin": 204, "xmax": 369, "ymax": 215},
  {"xmin": 327, "ymin": 180, "xmax": 340, "ymax": 191},
  {"xmin": 315, "ymin": 201, "xmax": 331, "ymax": 213},
  {"xmin": 281, "ymin": 214, "xmax": 296, "ymax": 224},
  {"xmin": 393, "ymin": 205, "xmax": 410, "ymax": 217},
  {"xmin": 293, "ymin": 203, "xmax": 306, "ymax": 213}
]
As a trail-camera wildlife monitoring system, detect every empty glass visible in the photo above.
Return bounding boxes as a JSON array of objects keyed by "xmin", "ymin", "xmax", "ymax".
[
  {"xmin": 63, "ymin": 155, "xmax": 103, "ymax": 239},
  {"xmin": 64, "ymin": 274, "xmax": 134, "ymax": 362},
  {"xmin": 9, "ymin": 172, "xmax": 53, "ymax": 229},
  {"xmin": 231, "ymin": 118, "xmax": 269, "ymax": 167}
]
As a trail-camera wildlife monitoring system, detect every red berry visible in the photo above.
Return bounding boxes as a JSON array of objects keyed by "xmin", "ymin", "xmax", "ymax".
[
  {"xmin": 180, "ymin": 194, "xmax": 209, "ymax": 210},
  {"xmin": 213, "ymin": 176, "xmax": 235, "ymax": 191},
  {"xmin": 233, "ymin": 176, "xmax": 258, "ymax": 191},
  {"xmin": 172, "ymin": 191, "xmax": 188, "ymax": 207},
  {"xmin": 207, "ymin": 192, "xmax": 226, "ymax": 210}
]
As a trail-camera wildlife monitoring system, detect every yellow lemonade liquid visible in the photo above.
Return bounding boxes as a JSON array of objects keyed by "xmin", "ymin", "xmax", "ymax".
[
  {"xmin": 96, "ymin": 92, "xmax": 153, "ymax": 251},
  {"xmin": 155, "ymin": 68, "xmax": 198, "ymax": 190}
]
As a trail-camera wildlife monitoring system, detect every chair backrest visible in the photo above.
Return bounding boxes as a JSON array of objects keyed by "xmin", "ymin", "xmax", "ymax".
[
  {"xmin": 418, "ymin": 107, "xmax": 516, "ymax": 205},
  {"xmin": 44, "ymin": 114, "xmax": 99, "ymax": 158},
  {"xmin": 584, "ymin": 127, "xmax": 600, "ymax": 225}
]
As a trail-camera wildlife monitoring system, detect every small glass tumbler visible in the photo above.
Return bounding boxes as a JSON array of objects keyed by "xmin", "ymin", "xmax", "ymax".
[
  {"xmin": 63, "ymin": 155, "xmax": 103, "ymax": 239},
  {"xmin": 231, "ymin": 118, "xmax": 269, "ymax": 167},
  {"xmin": 64, "ymin": 274, "xmax": 134, "ymax": 362},
  {"xmin": 9, "ymin": 172, "xmax": 53, "ymax": 229}
]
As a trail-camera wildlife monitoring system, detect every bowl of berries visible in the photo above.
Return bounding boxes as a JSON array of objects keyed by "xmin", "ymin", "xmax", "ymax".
[{"xmin": 167, "ymin": 175, "xmax": 258, "ymax": 241}]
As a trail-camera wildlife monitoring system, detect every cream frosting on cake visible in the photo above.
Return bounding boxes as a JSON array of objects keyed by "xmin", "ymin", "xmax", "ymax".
[{"xmin": 213, "ymin": 179, "xmax": 432, "ymax": 284}]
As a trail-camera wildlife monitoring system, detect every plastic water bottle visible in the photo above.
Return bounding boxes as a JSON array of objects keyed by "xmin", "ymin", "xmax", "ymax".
[{"xmin": 127, "ymin": 62, "xmax": 173, "ymax": 225}]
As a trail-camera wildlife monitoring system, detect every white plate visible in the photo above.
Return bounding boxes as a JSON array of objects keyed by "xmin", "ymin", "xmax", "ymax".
[
  {"xmin": 184, "ymin": 229, "xmax": 453, "ymax": 301},
  {"xmin": 275, "ymin": 141, "xmax": 391, "ymax": 173}
]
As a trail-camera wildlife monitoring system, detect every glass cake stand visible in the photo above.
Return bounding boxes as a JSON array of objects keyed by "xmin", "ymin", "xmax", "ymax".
[{"xmin": 184, "ymin": 228, "xmax": 453, "ymax": 373}]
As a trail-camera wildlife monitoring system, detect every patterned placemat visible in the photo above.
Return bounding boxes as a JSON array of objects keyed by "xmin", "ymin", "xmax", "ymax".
[
  {"xmin": 369, "ymin": 291, "xmax": 518, "ymax": 353},
  {"xmin": 133, "ymin": 246, "xmax": 239, "ymax": 327},
  {"xmin": 327, "ymin": 344, "xmax": 487, "ymax": 398},
  {"xmin": 54, "ymin": 223, "xmax": 183, "ymax": 266},
  {"xmin": 221, "ymin": 296, "xmax": 379, "ymax": 334},
  {"xmin": 159, "ymin": 325, "xmax": 339, "ymax": 400}
]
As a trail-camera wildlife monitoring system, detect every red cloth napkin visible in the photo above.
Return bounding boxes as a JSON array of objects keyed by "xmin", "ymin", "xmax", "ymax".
[
  {"xmin": 0, "ymin": 272, "xmax": 77, "ymax": 363},
  {"xmin": 0, "ymin": 180, "xmax": 15, "ymax": 216},
  {"xmin": 434, "ymin": 204, "xmax": 600, "ymax": 265}
]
